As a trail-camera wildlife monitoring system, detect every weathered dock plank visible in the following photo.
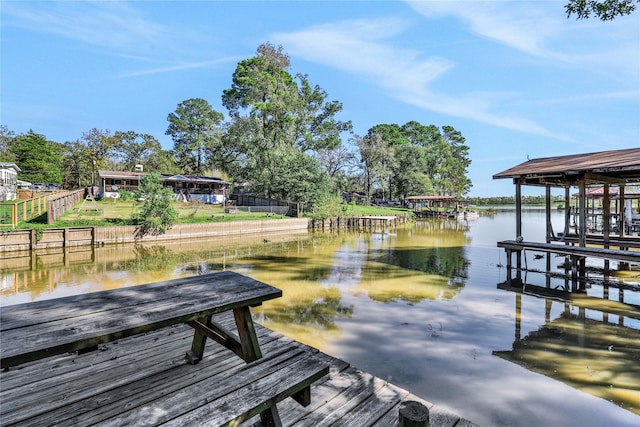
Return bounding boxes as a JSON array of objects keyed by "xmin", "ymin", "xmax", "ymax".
[
  {"xmin": 1, "ymin": 271, "xmax": 282, "ymax": 368},
  {"xmin": 0, "ymin": 313, "xmax": 476, "ymax": 427}
]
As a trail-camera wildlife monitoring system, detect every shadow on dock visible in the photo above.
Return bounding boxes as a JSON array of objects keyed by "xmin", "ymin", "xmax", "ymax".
[{"xmin": 0, "ymin": 312, "xmax": 476, "ymax": 427}]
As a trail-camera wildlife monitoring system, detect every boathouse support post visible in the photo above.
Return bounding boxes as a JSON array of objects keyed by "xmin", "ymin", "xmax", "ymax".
[
  {"xmin": 515, "ymin": 293, "xmax": 522, "ymax": 342},
  {"xmin": 620, "ymin": 185, "xmax": 626, "ymax": 239},
  {"xmin": 515, "ymin": 180, "xmax": 522, "ymax": 272},
  {"xmin": 563, "ymin": 187, "xmax": 571, "ymax": 240},
  {"xmin": 578, "ymin": 179, "xmax": 586, "ymax": 247},
  {"xmin": 603, "ymin": 184, "xmax": 610, "ymax": 248},
  {"xmin": 603, "ymin": 184, "xmax": 611, "ymax": 271},
  {"xmin": 399, "ymin": 400, "xmax": 430, "ymax": 427},
  {"xmin": 545, "ymin": 185, "xmax": 551, "ymax": 243}
]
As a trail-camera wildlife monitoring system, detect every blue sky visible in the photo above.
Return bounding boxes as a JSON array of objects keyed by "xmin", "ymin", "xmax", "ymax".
[{"xmin": 2, "ymin": 1, "xmax": 639, "ymax": 197}]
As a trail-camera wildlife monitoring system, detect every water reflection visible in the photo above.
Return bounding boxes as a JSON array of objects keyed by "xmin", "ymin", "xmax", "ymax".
[
  {"xmin": 232, "ymin": 224, "xmax": 470, "ymax": 348},
  {"xmin": 496, "ymin": 273, "xmax": 640, "ymax": 415},
  {"xmin": 1, "ymin": 213, "xmax": 639, "ymax": 425}
]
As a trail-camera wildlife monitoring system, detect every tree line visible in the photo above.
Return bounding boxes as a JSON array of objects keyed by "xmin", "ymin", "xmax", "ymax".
[{"xmin": 0, "ymin": 43, "xmax": 471, "ymax": 209}]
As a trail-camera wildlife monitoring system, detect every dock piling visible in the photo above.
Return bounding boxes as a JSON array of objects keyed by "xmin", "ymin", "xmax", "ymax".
[{"xmin": 399, "ymin": 400, "xmax": 430, "ymax": 427}]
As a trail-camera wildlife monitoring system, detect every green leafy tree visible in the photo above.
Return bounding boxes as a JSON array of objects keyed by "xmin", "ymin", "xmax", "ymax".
[
  {"xmin": 0, "ymin": 125, "xmax": 16, "ymax": 162},
  {"xmin": 222, "ymin": 42, "xmax": 350, "ymax": 205},
  {"xmin": 315, "ymin": 142, "xmax": 357, "ymax": 193},
  {"xmin": 166, "ymin": 98, "xmax": 224, "ymax": 175},
  {"xmin": 113, "ymin": 131, "xmax": 163, "ymax": 171},
  {"xmin": 81, "ymin": 128, "xmax": 118, "ymax": 186},
  {"xmin": 133, "ymin": 171, "xmax": 178, "ymax": 237},
  {"xmin": 359, "ymin": 121, "xmax": 471, "ymax": 200},
  {"xmin": 392, "ymin": 143, "xmax": 433, "ymax": 200},
  {"xmin": 565, "ymin": 0, "xmax": 638, "ymax": 20},
  {"xmin": 356, "ymin": 131, "xmax": 394, "ymax": 202},
  {"xmin": 367, "ymin": 124, "xmax": 409, "ymax": 200},
  {"xmin": 9, "ymin": 130, "xmax": 62, "ymax": 184},
  {"xmin": 244, "ymin": 144, "xmax": 331, "ymax": 206},
  {"xmin": 61, "ymin": 140, "xmax": 91, "ymax": 188},
  {"xmin": 309, "ymin": 192, "xmax": 353, "ymax": 220},
  {"xmin": 145, "ymin": 149, "xmax": 181, "ymax": 174},
  {"xmin": 440, "ymin": 126, "xmax": 472, "ymax": 196},
  {"xmin": 293, "ymin": 74, "xmax": 352, "ymax": 152}
]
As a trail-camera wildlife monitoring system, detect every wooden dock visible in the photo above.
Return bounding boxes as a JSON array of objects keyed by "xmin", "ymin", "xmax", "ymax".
[
  {"xmin": 309, "ymin": 215, "xmax": 401, "ymax": 231},
  {"xmin": 0, "ymin": 313, "xmax": 475, "ymax": 427}
]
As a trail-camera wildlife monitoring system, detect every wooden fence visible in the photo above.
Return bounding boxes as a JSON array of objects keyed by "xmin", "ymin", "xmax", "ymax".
[
  {"xmin": 233, "ymin": 194, "xmax": 301, "ymax": 217},
  {"xmin": 0, "ymin": 196, "xmax": 48, "ymax": 227},
  {"xmin": 47, "ymin": 189, "xmax": 85, "ymax": 224},
  {"xmin": 0, "ymin": 189, "xmax": 85, "ymax": 227}
]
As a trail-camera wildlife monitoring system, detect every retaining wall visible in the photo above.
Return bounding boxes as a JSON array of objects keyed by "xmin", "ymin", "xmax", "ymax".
[{"xmin": 0, "ymin": 218, "xmax": 310, "ymax": 254}]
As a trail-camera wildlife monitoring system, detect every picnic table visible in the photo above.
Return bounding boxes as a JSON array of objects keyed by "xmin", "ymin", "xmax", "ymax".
[{"xmin": 0, "ymin": 271, "xmax": 329, "ymax": 426}]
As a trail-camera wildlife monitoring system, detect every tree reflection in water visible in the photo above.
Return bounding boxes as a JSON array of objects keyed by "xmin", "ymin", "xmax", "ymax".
[{"xmin": 2, "ymin": 213, "xmax": 639, "ymax": 425}]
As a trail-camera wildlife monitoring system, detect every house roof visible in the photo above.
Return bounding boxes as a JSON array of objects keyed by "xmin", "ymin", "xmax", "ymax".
[
  {"xmin": 98, "ymin": 170, "xmax": 229, "ymax": 185},
  {"xmin": 0, "ymin": 162, "xmax": 21, "ymax": 172},
  {"xmin": 98, "ymin": 171, "xmax": 144, "ymax": 180},
  {"xmin": 406, "ymin": 195, "xmax": 458, "ymax": 202},
  {"xmin": 493, "ymin": 148, "xmax": 640, "ymax": 187}
]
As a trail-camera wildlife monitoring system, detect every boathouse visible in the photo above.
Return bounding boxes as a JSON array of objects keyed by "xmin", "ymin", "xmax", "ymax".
[
  {"xmin": 493, "ymin": 147, "xmax": 640, "ymax": 283},
  {"xmin": 406, "ymin": 195, "xmax": 461, "ymax": 218}
]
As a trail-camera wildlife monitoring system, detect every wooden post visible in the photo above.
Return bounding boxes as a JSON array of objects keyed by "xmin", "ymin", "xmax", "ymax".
[
  {"xmin": 603, "ymin": 184, "xmax": 610, "ymax": 248},
  {"xmin": 399, "ymin": 401, "xmax": 429, "ymax": 427},
  {"xmin": 30, "ymin": 228, "xmax": 36, "ymax": 250},
  {"xmin": 603, "ymin": 184, "xmax": 610, "ymax": 271},
  {"xmin": 545, "ymin": 185, "xmax": 551, "ymax": 243},
  {"xmin": 515, "ymin": 180, "xmax": 522, "ymax": 270},
  {"xmin": 563, "ymin": 187, "xmax": 570, "ymax": 240},
  {"xmin": 620, "ymin": 185, "xmax": 626, "ymax": 239},
  {"xmin": 515, "ymin": 293, "xmax": 522, "ymax": 343},
  {"xmin": 578, "ymin": 179, "xmax": 586, "ymax": 247}
]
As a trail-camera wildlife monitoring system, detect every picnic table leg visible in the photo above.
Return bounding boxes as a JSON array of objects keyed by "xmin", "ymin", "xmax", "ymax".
[
  {"xmin": 185, "ymin": 315, "xmax": 209, "ymax": 364},
  {"xmin": 185, "ymin": 308, "xmax": 263, "ymax": 364},
  {"xmin": 259, "ymin": 405, "xmax": 283, "ymax": 427},
  {"xmin": 233, "ymin": 306, "xmax": 262, "ymax": 362}
]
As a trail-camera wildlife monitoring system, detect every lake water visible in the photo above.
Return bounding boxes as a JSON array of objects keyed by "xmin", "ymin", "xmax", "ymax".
[{"xmin": 1, "ymin": 209, "xmax": 639, "ymax": 426}]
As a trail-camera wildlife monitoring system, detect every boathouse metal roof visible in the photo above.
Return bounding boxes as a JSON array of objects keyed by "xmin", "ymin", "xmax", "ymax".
[
  {"xmin": 572, "ymin": 186, "xmax": 640, "ymax": 198},
  {"xmin": 493, "ymin": 148, "xmax": 640, "ymax": 186},
  {"xmin": 406, "ymin": 195, "xmax": 458, "ymax": 201}
]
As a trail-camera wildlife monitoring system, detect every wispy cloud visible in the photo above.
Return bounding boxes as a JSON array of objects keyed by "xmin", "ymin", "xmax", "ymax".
[
  {"xmin": 113, "ymin": 56, "xmax": 241, "ymax": 79},
  {"xmin": 3, "ymin": 1, "xmax": 163, "ymax": 52},
  {"xmin": 406, "ymin": 1, "xmax": 640, "ymax": 76},
  {"xmin": 2, "ymin": 1, "xmax": 226, "ymax": 78},
  {"xmin": 274, "ymin": 18, "xmax": 454, "ymax": 92},
  {"xmin": 271, "ymin": 18, "xmax": 570, "ymax": 140},
  {"xmin": 525, "ymin": 90, "xmax": 640, "ymax": 106},
  {"xmin": 407, "ymin": 1, "xmax": 563, "ymax": 58}
]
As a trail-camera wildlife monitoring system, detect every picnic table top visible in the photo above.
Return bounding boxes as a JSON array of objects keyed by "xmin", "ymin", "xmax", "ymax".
[{"xmin": 0, "ymin": 271, "xmax": 282, "ymax": 368}]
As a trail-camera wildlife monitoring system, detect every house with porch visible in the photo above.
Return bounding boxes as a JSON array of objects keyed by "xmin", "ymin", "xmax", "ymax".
[
  {"xmin": 98, "ymin": 170, "xmax": 229, "ymax": 204},
  {"xmin": 0, "ymin": 162, "xmax": 20, "ymax": 201}
]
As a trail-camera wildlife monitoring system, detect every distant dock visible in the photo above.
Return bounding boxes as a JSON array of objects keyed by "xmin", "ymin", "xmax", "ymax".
[{"xmin": 309, "ymin": 215, "xmax": 403, "ymax": 231}]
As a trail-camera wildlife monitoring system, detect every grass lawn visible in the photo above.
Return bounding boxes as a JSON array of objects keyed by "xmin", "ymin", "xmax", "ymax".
[
  {"xmin": 53, "ymin": 199, "xmax": 276, "ymax": 227},
  {"xmin": 349, "ymin": 205, "xmax": 412, "ymax": 217},
  {"xmin": 17, "ymin": 198, "xmax": 413, "ymax": 230}
]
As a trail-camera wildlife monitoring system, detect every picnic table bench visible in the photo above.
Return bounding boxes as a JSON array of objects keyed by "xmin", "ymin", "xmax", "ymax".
[{"xmin": 0, "ymin": 271, "xmax": 329, "ymax": 426}]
